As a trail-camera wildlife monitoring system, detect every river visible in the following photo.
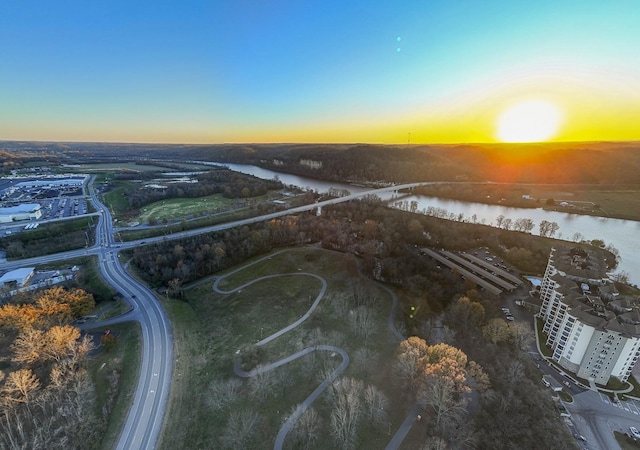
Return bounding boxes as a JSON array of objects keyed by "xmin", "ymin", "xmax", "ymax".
[{"xmin": 206, "ymin": 161, "xmax": 640, "ymax": 286}]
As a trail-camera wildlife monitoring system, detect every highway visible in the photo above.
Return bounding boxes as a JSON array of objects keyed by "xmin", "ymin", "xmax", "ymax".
[
  {"xmin": 88, "ymin": 182, "xmax": 174, "ymax": 450},
  {"xmin": 0, "ymin": 181, "xmax": 443, "ymax": 272},
  {"xmin": 0, "ymin": 177, "xmax": 174, "ymax": 450},
  {"xmin": 0, "ymin": 179, "xmax": 439, "ymax": 448}
]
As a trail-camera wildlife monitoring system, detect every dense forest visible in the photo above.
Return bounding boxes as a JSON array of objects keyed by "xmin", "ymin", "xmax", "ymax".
[
  {"xmin": 183, "ymin": 141, "xmax": 640, "ymax": 185},
  {"xmin": 421, "ymin": 296, "xmax": 579, "ymax": 448},
  {"xmin": 126, "ymin": 198, "xmax": 606, "ymax": 318},
  {"xmin": 4, "ymin": 140, "xmax": 640, "ymax": 185},
  {"xmin": 116, "ymin": 168, "xmax": 284, "ymax": 209}
]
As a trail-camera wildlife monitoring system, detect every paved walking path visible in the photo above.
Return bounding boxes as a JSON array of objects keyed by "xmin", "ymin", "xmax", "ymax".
[
  {"xmin": 385, "ymin": 403, "xmax": 421, "ymax": 450},
  {"xmin": 213, "ymin": 248, "xmax": 416, "ymax": 449}
]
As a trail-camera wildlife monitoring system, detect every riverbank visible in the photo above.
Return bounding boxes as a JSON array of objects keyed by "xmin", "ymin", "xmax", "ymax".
[
  {"xmin": 411, "ymin": 183, "xmax": 640, "ymax": 222},
  {"xmin": 205, "ymin": 161, "xmax": 639, "ymax": 286}
]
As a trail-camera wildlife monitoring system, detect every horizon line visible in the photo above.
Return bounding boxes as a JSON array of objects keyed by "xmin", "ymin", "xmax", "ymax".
[{"xmin": 2, "ymin": 138, "xmax": 640, "ymax": 147}]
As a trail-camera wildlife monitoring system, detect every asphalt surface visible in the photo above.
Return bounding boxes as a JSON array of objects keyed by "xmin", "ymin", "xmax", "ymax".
[
  {"xmin": 87, "ymin": 180, "xmax": 174, "ymax": 450},
  {"xmin": 0, "ymin": 179, "xmax": 506, "ymax": 449},
  {"xmin": 213, "ymin": 250, "xmax": 418, "ymax": 449},
  {"xmin": 5, "ymin": 177, "xmax": 174, "ymax": 450},
  {"xmin": 506, "ymin": 289, "xmax": 640, "ymax": 450}
]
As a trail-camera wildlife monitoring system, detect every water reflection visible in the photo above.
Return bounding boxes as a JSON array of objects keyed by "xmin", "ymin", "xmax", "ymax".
[{"xmin": 207, "ymin": 161, "xmax": 639, "ymax": 285}]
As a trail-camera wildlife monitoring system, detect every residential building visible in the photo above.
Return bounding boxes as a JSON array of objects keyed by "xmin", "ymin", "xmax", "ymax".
[{"xmin": 539, "ymin": 246, "xmax": 640, "ymax": 386}]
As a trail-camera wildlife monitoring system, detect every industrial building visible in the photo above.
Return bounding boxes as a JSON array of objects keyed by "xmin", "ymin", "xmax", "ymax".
[{"xmin": 0, "ymin": 204, "xmax": 42, "ymax": 223}]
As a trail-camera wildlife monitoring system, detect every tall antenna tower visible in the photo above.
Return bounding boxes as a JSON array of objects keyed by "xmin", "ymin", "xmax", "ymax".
[{"xmin": 408, "ymin": 132, "xmax": 411, "ymax": 145}]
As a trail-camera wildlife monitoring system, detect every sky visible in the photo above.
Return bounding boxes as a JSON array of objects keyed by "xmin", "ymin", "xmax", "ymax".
[{"xmin": 1, "ymin": 0, "xmax": 640, "ymax": 144}]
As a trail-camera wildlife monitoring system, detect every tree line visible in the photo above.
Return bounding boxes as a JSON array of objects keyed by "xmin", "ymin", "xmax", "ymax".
[
  {"xmin": 128, "ymin": 198, "xmax": 559, "ymax": 312},
  {"xmin": 118, "ymin": 168, "xmax": 283, "ymax": 210},
  {"xmin": 394, "ymin": 293, "xmax": 578, "ymax": 448}
]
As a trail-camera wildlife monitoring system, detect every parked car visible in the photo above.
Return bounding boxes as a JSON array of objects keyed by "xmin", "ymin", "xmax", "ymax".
[
  {"xmin": 506, "ymin": 315, "xmax": 515, "ymax": 321},
  {"xmin": 630, "ymin": 426, "xmax": 640, "ymax": 439},
  {"xmin": 501, "ymin": 308, "xmax": 510, "ymax": 314}
]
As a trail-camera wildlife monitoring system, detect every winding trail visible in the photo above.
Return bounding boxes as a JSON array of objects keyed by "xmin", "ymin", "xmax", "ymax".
[
  {"xmin": 211, "ymin": 249, "xmax": 410, "ymax": 449},
  {"xmin": 213, "ymin": 271, "xmax": 327, "ymax": 346}
]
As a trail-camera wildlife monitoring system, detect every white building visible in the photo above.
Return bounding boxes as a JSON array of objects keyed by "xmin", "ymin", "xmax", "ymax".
[
  {"xmin": 539, "ymin": 246, "xmax": 640, "ymax": 386},
  {"xmin": 0, "ymin": 204, "xmax": 42, "ymax": 223},
  {"xmin": 0, "ymin": 267, "xmax": 77, "ymax": 300},
  {"xmin": 0, "ymin": 267, "xmax": 35, "ymax": 288}
]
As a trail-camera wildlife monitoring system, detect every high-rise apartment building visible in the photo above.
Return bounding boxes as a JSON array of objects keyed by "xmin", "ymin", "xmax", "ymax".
[{"xmin": 539, "ymin": 246, "xmax": 640, "ymax": 386}]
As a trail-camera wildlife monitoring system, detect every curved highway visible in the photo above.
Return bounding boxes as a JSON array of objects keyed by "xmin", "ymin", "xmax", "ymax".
[
  {"xmin": 0, "ymin": 179, "xmax": 430, "ymax": 448},
  {"xmin": 88, "ymin": 181, "xmax": 174, "ymax": 450}
]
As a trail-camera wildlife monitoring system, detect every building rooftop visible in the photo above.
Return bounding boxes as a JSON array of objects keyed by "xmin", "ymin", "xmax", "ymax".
[
  {"xmin": 550, "ymin": 246, "xmax": 640, "ymax": 337},
  {"xmin": 0, "ymin": 267, "xmax": 35, "ymax": 286},
  {"xmin": 0, "ymin": 203, "xmax": 41, "ymax": 214},
  {"xmin": 552, "ymin": 245, "xmax": 608, "ymax": 282}
]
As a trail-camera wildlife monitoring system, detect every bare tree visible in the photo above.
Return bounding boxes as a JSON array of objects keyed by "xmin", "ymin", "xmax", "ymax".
[
  {"xmin": 352, "ymin": 282, "xmax": 377, "ymax": 308},
  {"xmin": 205, "ymin": 378, "xmax": 243, "ymax": 411},
  {"xmin": 287, "ymin": 405, "xmax": 321, "ymax": 450},
  {"xmin": 2, "ymin": 369, "xmax": 40, "ymax": 405},
  {"xmin": 329, "ymin": 378, "xmax": 364, "ymax": 449},
  {"xmin": 507, "ymin": 322, "xmax": 533, "ymax": 350},
  {"xmin": 353, "ymin": 348, "xmax": 378, "ymax": 379},
  {"xmin": 350, "ymin": 306, "xmax": 376, "ymax": 346},
  {"xmin": 420, "ymin": 436, "xmax": 450, "ymax": 450},
  {"xmin": 419, "ymin": 375, "xmax": 467, "ymax": 435},
  {"xmin": 363, "ymin": 385, "xmax": 389, "ymax": 427},
  {"xmin": 506, "ymin": 360, "xmax": 524, "ymax": 387},
  {"xmin": 249, "ymin": 365, "xmax": 277, "ymax": 402},
  {"xmin": 1, "ymin": 369, "xmax": 100, "ymax": 449},
  {"xmin": 220, "ymin": 409, "xmax": 260, "ymax": 449}
]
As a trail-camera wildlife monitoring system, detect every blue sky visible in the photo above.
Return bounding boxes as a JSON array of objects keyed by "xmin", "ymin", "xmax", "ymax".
[{"xmin": 1, "ymin": 1, "xmax": 639, "ymax": 143}]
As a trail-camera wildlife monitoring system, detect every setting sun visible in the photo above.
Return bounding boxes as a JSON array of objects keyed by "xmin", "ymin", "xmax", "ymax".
[{"xmin": 496, "ymin": 100, "xmax": 563, "ymax": 143}]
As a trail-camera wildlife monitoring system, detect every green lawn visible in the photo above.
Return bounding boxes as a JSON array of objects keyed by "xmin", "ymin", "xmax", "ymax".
[
  {"xmin": 536, "ymin": 317, "xmax": 553, "ymax": 358},
  {"xmin": 68, "ymin": 162, "xmax": 172, "ymax": 172},
  {"xmin": 138, "ymin": 193, "xmax": 239, "ymax": 223},
  {"xmin": 159, "ymin": 248, "xmax": 409, "ymax": 450},
  {"xmin": 102, "ymin": 180, "xmax": 136, "ymax": 217}
]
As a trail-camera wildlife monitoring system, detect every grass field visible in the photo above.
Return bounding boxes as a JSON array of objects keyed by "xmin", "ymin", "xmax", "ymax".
[
  {"xmin": 137, "ymin": 194, "xmax": 242, "ymax": 222},
  {"xmin": 527, "ymin": 186, "xmax": 640, "ymax": 221},
  {"xmin": 159, "ymin": 247, "xmax": 416, "ymax": 450},
  {"xmin": 117, "ymin": 192, "xmax": 312, "ymax": 241},
  {"xmin": 66, "ymin": 162, "xmax": 172, "ymax": 172},
  {"xmin": 102, "ymin": 180, "xmax": 136, "ymax": 218},
  {"xmin": 88, "ymin": 322, "xmax": 141, "ymax": 450}
]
